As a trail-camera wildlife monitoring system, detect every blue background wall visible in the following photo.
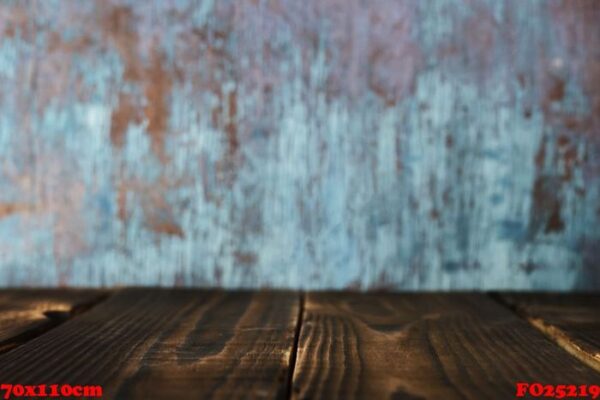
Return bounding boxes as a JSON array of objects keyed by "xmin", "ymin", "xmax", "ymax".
[{"xmin": 0, "ymin": 0, "xmax": 598, "ymax": 289}]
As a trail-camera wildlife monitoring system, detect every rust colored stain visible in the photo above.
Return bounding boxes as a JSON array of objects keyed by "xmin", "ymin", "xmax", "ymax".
[
  {"xmin": 585, "ymin": 61, "xmax": 600, "ymax": 123},
  {"xmin": 143, "ymin": 47, "xmax": 172, "ymax": 164},
  {"xmin": 1, "ymin": 4, "xmax": 30, "ymax": 39},
  {"xmin": 445, "ymin": 134, "xmax": 454, "ymax": 149},
  {"xmin": 117, "ymin": 180, "xmax": 129, "ymax": 222},
  {"xmin": 531, "ymin": 135, "xmax": 569, "ymax": 234},
  {"xmin": 102, "ymin": 4, "xmax": 173, "ymax": 163},
  {"xmin": 549, "ymin": 0, "xmax": 600, "ymax": 137},
  {"xmin": 546, "ymin": 203, "xmax": 566, "ymax": 233},
  {"xmin": 215, "ymin": 86, "xmax": 242, "ymax": 186},
  {"xmin": 225, "ymin": 90, "xmax": 239, "ymax": 156},
  {"xmin": 233, "ymin": 251, "xmax": 258, "ymax": 267},
  {"xmin": 560, "ymin": 141, "xmax": 579, "ymax": 182},
  {"xmin": 530, "ymin": 175, "xmax": 565, "ymax": 234},
  {"xmin": 557, "ymin": 135, "xmax": 570, "ymax": 147},
  {"xmin": 461, "ymin": 8, "xmax": 497, "ymax": 78},
  {"xmin": 366, "ymin": 4, "xmax": 423, "ymax": 106},
  {"xmin": 0, "ymin": 203, "xmax": 34, "ymax": 219},
  {"xmin": 367, "ymin": 45, "xmax": 422, "ymax": 106},
  {"xmin": 102, "ymin": 5, "xmax": 142, "ymax": 82},
  {"xmin": 110, "ymin": 93, "xmax": 140, "ymax": 148},
  {"xmin": 437, "ymin": 2, "xmax": 505, "ymax": 86},
  {"xmin": 535, "ymin": 137, "xmax": 546, "ymax": 168},
  {"xmin": 546, "ymin": 76, "xmax": 565, "ymax": 103},
  {"xmin": 116, "ymin": 176, "xmax": 185, "ymax": 239},
  {"xmin": 146, "ymin": 217, "xmax": 185, "ymax": 238}
]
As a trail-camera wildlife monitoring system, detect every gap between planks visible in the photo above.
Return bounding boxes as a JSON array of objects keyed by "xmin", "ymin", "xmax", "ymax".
[
  {"xmin": 0, "ymin": 290, "xmax": 111, "ymax": 355},
  {"xmin": 286, "ymin": 292, "xmax": 305, "ymax": 400},
  {"xmin": 489, "ymin": 292, "xmax": 600, "ymax": 374}
]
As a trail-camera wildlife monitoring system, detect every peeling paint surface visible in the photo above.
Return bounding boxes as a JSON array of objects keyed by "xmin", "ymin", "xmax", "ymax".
[{"xmin": 0, "ymin": 0, "xmax": 598, "ymax": 289}]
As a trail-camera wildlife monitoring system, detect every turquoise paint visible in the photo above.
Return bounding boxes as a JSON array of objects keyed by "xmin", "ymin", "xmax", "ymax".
[{"xmin": 0, "ymin": 0, "xmax": 598, "ymax": 289}]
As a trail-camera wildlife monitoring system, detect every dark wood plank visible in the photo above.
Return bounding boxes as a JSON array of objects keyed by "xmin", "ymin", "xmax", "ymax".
[
  {"xmin": 500, "ymin": 293, "xmax": 600, "ymax": 372},
  {"xmin": 0, "ymin": 289, "xmax": 106, "ymax": 351},
  {"xmin": 292, "ymin": 292, "xmax": 600, "ymax": 400},
  {"xmin": 0, "ymin": 289, "xmax": 300, "ymax": 399}
]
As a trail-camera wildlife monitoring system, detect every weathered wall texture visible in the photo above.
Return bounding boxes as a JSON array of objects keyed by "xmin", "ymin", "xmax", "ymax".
[{"xmin": 0, "ymin": 0, "xmax": 598, "ymax": 289}]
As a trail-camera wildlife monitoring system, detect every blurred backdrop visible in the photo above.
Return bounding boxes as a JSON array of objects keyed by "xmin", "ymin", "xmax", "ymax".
[{"xmin": 0, "ymin": 0, "xmax": 598, "ymax": 289}]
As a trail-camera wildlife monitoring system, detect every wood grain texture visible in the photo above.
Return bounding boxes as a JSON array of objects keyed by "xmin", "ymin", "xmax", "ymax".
[
  {"xmin": 500, "ymin": 293, "xmax": 600, "ymax": 372},
  {"xmin": 292, "ymin": 292, "xmax": 600, "ymax": 399},
  {"xmin": 0, "ymin": 1, "xmax": 599, "ymax": 289},
  {"xmin": 0, "ymin": 289, "xmax": 300, "ymax": 399},
  {"xmin": 0, "ymin": 289, "xmax": 106, "ymax": 351}
]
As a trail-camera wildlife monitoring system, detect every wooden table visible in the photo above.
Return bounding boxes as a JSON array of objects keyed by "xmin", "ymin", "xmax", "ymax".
[{"xmin": 0, "ymin": 290, "xmax": 598, "ymax": 399}]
